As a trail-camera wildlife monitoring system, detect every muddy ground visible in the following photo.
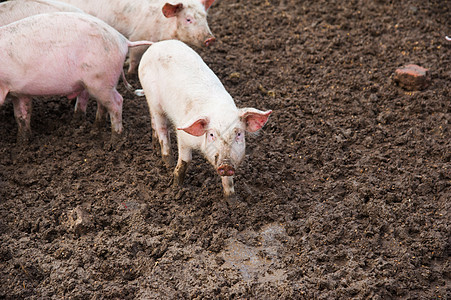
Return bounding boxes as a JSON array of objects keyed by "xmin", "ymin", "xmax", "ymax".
[{"xmin": 0, "ymin": 0, "xmax": 450, "ymax": 299}]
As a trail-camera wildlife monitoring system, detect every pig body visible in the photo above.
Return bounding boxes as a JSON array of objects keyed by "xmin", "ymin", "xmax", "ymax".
[
  {"xmin": 0, "ymin": 12, "xmax": 152, "ymax": 142},
  {"xmin": 57, "ymin": 0, "xmax": 215, "ymax": 74},
  {"xmin": 0, "ymin": 0, "xmax": 91, "ymax": 118},
  {"xmin": 0, "ymin": 0, "xmax": 83, "ymax": 26},
  {"xmin": 138, "ymin": 40, "xmax": 272, "ymax": 197}
]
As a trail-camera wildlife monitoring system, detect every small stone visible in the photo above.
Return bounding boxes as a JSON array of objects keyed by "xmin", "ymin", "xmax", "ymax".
[
  {"xmin": 65, "ymin": 206, "xmax": 93, "ymax": 235},
  {"xmin": 229, "ymin": 72, "xmax": 240, "ymax": 79},
  {"xmin": 393, "ymin": 64, "xmax": 430, "ymax": 91}
]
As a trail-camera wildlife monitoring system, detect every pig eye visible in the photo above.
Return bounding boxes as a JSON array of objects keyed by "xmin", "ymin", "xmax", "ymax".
[
  {"xmin": 236, "ymin": 131, "xmax": 244, "ymax": 142},
  {"xmin": 186, "ymin": 18, "xmax": 192, "ymax": 23},
  {"xmin": 208, "ymin": 132, "xmax": 216, "ymax": 142}
]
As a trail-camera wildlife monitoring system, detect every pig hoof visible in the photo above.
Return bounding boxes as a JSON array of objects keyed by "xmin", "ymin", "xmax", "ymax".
[
  {"xmin": 224, "ymin": 191, "xmax": 237, "ymax": 201},
  {"xmin": 93, "ymin": 118, "xmax": 108, "ymax": 132},
  {"xmin": 172, "ymin": 174, "xmax": 185, "ymax": 187},
  {"xmin": 162, "ymin": 155, "xmax": 174, "ymax": 168},
  {"xmin": 151, "ymin": 137, "xmax": 159, "ymax": 150},
  {"xmin": 72, "ymin": 111, "xmax": 87, "ymax": 126},
  {"xmin": 102, "ymin": 132, "xmax": 125, "ymax": 151},
  {"xmin": 16, "ymin": 131, "xmax": 31, "ymax": 145},
  {"xmin": 225, "ymin": 195, "xmax": 239, "ymax": 209}
]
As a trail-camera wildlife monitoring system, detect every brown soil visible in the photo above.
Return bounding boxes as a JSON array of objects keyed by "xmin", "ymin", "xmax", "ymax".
[{"xmin": 1, "ymin": 0, "xmax": 450, "ymax": 299}]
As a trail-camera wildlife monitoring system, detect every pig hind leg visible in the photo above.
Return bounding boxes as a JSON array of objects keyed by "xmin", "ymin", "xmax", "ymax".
[
  {"xmin": 0, "ymin": 85, "xmax": 9, "ymax": 106},
  {"xmin": 173, "ymin": 135, "xmax": 193, "ymax": 186},
  {"xmin": 12, "ymin": 96, "xmax": 32, "ymax": 143},
  {"xmin": 87, "ymin": 87, "xmax": 123, "ymax": 136},
  {"xmin": 127, "ymin": 44, "xmax": 149, "ymax": 75}
]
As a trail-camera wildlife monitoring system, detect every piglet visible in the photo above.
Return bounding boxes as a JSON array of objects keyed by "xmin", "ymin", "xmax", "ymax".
[
  {"xmin": 0, "ymin": 12, "xmax": 152, "ymax": 142},
  {"xmin": 137, "ymin": 40, "xmax": 272, "ymax": 197}
]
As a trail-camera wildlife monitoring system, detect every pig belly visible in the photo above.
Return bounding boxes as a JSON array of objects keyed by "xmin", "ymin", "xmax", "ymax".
[
  {"xmin": 6, "ymin": 66, "xmax": 85, "ymax": 98},
  {"xmin": 11, "ymin": 81, "xmax": 84, "ymax": 98}
]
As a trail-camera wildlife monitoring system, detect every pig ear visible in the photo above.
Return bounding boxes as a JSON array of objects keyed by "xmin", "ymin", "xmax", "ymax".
[
  {"xmin": 162, "ymin": 3, "xmax": 184, "ymax": 18},
  {"xmin": 239, "ymin": 108, "xmax": 272, "ymax": 132},
  {"xmin": 201, "ymin": 0, "xmax": 215, "ymax": 10},
  {"xmin": 177, "ymin": 117, "xmax": 209, "ymax": 136}
]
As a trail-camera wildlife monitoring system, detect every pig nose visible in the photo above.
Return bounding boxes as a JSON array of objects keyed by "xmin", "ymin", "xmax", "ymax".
[
  {"xmin": 204, "ymin": 37, "xmax": 215, "ymax": 47},
  {"xmin": 217, "ymin": 164, "xmax": 235, "ymax": 177}
]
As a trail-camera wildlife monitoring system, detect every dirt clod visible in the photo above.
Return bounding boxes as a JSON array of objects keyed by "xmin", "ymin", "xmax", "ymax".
[
  {"xmin": 393, "ymin": 64, "xmax": 430, "ymax": 90},
  {"xmin": 64, "ymin": 206, "xmax": 93, "ymax": 235}
]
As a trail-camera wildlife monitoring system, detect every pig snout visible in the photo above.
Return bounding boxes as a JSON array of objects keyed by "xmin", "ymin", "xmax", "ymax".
[
  {"xmin": 217, "ymin": 164, "xmax": 235, "ymax": 177},
  {"xmin": 204, "ymin": 37, "xmax": 215, "ymax": 47}
]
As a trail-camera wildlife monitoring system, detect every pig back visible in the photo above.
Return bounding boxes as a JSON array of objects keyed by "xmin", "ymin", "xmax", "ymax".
[
  {"xmin": 0, "ymin": 0, "xmax": 83, "ymax": 27},
  {"xmin": 141, "ymin": 40, "xmax": 229, "ymax": 98},
  {"xmin": 139, "ymin": 40, "xmax": 237, "ymax": 125},
  {"xmin": 0, "ymin": 12, "xmax": 129, "ymax": 95}
]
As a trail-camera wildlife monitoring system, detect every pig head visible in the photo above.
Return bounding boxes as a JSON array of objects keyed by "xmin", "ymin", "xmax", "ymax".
[
  {"xmin": 162, "ymin": 0, "xmax": 216, "ymax": 47},
  {"xmin": 177, "ymin": 108, "xmax": 272, "ymax": 196}
]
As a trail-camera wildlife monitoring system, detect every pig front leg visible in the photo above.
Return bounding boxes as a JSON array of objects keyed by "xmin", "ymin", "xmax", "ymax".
[
  {"xmin": 173, "ymin": 139, "xmax": 192, "ymax": 186},
  {"xmin": 150, "ymin": 112, "xmax": 173, "ymax": 168},
  {"xmin": 221, "ymin": 176, "xmax": 235, "ymax": 198},
  {"xmin": 12, "ymin": 96, "xmax": 32, "ymax": 143},
  {"xmin": 0, "ymin": 85, "xmax": 8, "ymax": 106}
]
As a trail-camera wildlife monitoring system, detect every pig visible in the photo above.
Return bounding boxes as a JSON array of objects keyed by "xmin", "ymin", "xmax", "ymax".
[
  {"xmin": 137, "ymin": 40, "xmax": 272, "ymax": 197},
  {"xmin": 0, "ymin": 0, "xmax": 92, "ymax": 119},
  {"xmin": 57, "ymin": 0, "xmax": 216, "ymax": 74},
  {"xmin": 0, "ymin": 0, "xmax": 84, "ymax": 26},
  {"xmin": 0, "ymin": 12, "xmax": 152, "ymax": 142}
]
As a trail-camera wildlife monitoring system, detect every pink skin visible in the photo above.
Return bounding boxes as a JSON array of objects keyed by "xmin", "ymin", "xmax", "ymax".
[
  {"xmin": 56, "ymin": 0, "xmax": 216, "ymax": 74},
  {"xmin": 0, "ymin": 12, "xmax": 152, "ymax": 142},
  {"xmin": 0, "ymin": 0, "xmax": 90, "ymax": 120},
  {"xmin": 179, "ymin": 110, "xmax": 272, "ymax": 178},
  {"xmin": 138, "ymin": 40, "xmax": 272, "ymax": 197},
  {"xmin": 0, "ymin": 0, "xmax": 83, "ymax": 27}
]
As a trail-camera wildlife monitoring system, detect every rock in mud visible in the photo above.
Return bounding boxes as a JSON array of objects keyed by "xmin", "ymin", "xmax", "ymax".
[
  {"xmin": 393, "ymin": 64, "xmax": 430, "ymax": 91},
  {"xmin": 64, "ymin": 206, "xmax": 93, "ymax": 235}
]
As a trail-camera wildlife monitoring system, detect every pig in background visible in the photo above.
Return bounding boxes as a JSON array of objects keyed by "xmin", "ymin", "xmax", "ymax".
[
  {"xmin": 137, "ymin": 40, "xmax": 272, "ymax": 198},
  {"xmin": 0, "ymin": 12, "xmax": 152, "ymax": 143},
  {"xmin": 56, "ymin": 0, "xmax": 216, "ymax": 74},
  {"xmin": 0, "ymin": 0, "xmax": 83, "ymax": 26},
  {"xmin": 0, "ymin": 0, "xmax": 94, "ymax": 119}
]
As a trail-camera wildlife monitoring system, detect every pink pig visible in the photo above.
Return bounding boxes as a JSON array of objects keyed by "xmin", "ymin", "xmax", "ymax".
[
  {"xmin": 137, "ymin": 40, "xmax": 272, "ymax": 197},
  {"xmin": 0, "ymin": 0, "xmax": 93, "ymax": 118},
  {"xmin": 57, "ymin": 0, "xmax": 216, "ymax": 74},
  {"xmin": 0, "ymin": 0, "xmax": 83, "ymax": 26},
  {"xmin": 0, "ymin": 12, "xmax": 152, "ymax": 142}
]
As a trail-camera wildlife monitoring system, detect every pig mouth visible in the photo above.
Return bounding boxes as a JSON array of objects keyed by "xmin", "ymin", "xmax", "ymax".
[{"xmin": 217, "ymin": 164, "xmax": 235, "ymax": 177}]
